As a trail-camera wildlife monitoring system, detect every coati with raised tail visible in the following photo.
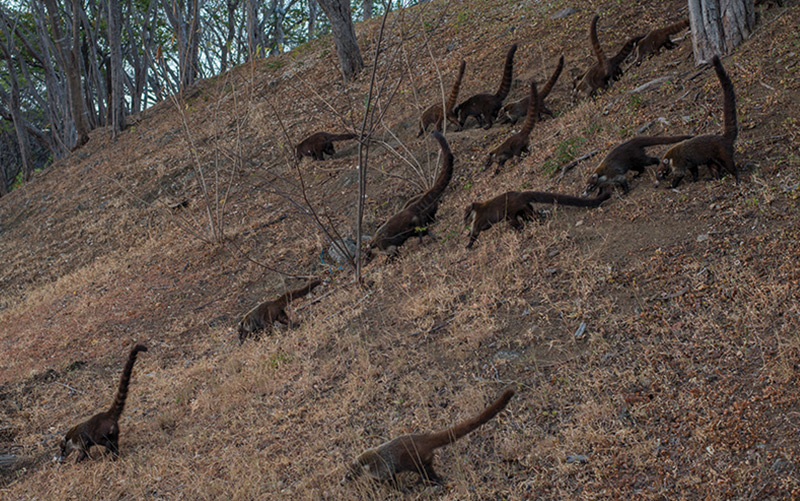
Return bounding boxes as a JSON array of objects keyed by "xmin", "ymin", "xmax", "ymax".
[
  {"xmin": 238, "ymin": 279, "xmax": 322, "ymax": 343},
  {"xmin": 295, "ymin": 132, "xmax": 356, "ymax": 161},
  {"xmin": 484, "ymin": 81, "xmax": 540, "ymax": 175},
  {"xmin": 366, "ymin": 131, "xmax": 453, "ymax": 259},
  {"xmin": 57, "ymin": 345, "xmax": 148, "ymax": 462},
  {"xmin": 454, "ymin": 44, "xmax": 517, "ymax": 130},
  {"xmin": 582, "ymin": 135, "xmax": 692, "ymax": 196},
  {"xmin": 657, "ymin": 55, "xmax": 739, "ymax": 188},
  {"xmin": 500, "ymin": 55, "xmax": 564, "ymax": 125},
  {"xmin": 342, "ymin": 389, "xmax": 514, "ymax": 485},
  {"xmin": 418, "ymin": 60, "xmax": 466, "ymax": 137},
  {"xmin": 573, "ymin": 15, "xmax": 642, "ymax": 98},
  {"xmin": 633, "ymin": 19, "xmax": 690, "ymax": 65},
  {"xmin": 464, "ymin": 191, "xmax": 610, "ymax": 248}
]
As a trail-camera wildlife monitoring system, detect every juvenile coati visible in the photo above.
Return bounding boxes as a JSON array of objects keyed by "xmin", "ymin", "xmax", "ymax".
[
  {"xmin": 418, "ymin": 60, "xmax": 467, "ymax": 137},
  {"xmin": 573, "ymin": 15, "xmax": 642, "ymax": 98},
  {"xmin": 238, "ymin": 279, "xmax": 322, "ymax": 343},
  {"xmin": 295, "ymin": 132, "xmax": 357, "ymax": 161},
  {"xmin": 582, "ymin": 135, "xmax": 693, "ymax": 196},
  {"xmin": 366, "ymin": 131, "xmax": 453, "ymax": 258},
  {"xmin": 342, "ymin": 389, "xmax": 514, "ymax": 485},
  {"xmin": 464, "ymin": 191, "xmax": 610, "ymax": 248},
  {"xmin": 57, "ymin": 345, "xmax": 148, "ymax": 462},
  {"xmin": 633, "ymin": 19, "xmax": 690, "ymax": 65},
  {"xmin": 657, "ymin": 55, "xmax": 739, "ymax": 188},
  {"xmin": 500, "ymin": 55, "xmax": 564, "ymax": 124},
  {"xmin": 484, "ymin": 81, "xmax": 540, "ymax": 175},
  {"xmin": 454, "ymin": 44, "xmax": 517, "ymax": 130}
]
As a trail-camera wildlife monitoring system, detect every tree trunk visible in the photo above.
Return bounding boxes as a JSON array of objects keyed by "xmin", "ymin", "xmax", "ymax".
[
  {"xmin": 108, "ymin": 0, "xmax": 126, "ymax": 135},
  {"xmin": 362, "ymin": 0, "xmax": 371, "ymax": 20},
  {"xmin": 308, "ymin": 0, "xmax": 317, "ymax": 39},
  {"xmin": 0, "ymin": 18, "xmax": 33, "ymax": 181},
  {"xmin": 245, "ymin": 0, "xmax": 265, "ymax": 58},
  {"xmin": 689, "ymin": 0, "xmax": 755, "ymax": 63},
  {"xmin": 315, "ymin": 0, "xmax": 364, "ymax": 82}
]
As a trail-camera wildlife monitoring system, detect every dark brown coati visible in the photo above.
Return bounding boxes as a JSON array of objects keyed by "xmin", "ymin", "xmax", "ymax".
[
  {"xmin": 57, "ymin": 345, "xmax": 148, "ymax": 462},
  {"xmin": 366, "ymin": 131, "xmax": 453, "ymax": 258},
  {"xmin": 418, "ymin": 60, "xmax": 467, "ymax": 137},
  {"xmin": 295, "ymin": 132, "xmax": 357, "ymax": 161},
  {"xmin": 582, "ymin": 135, "xmax": 693, "ymax": 196},
  {"xmin": 657, "ymin": 55, "xmax": 738, "ymax": 188},
  {"xmin": 464, "ymin": 191, "xmax": 610, "ymax": 248},
  {"xmin": 573, "ymin": 15, "xmax": 642, "ymax": 98},
  {"xmin": 633, "ymin": 19, "xmax": 690, "ymax": 65},
  {"xmin": 342, "ymin": 389, "xmax": 514, "ymax": 485},
  {"xmin": 454, "ymin": 44, "xmax": 517, "ymax": 130},
  {"xmin": 500, "ymin": 55, "xmax": 564, "ymax": 124},
  {"xmin": 484, "ymin": 81, "xmax": 540, "ymax": 175},
  {"xmin": 238, "ymin": 279, "xmax": 322, "ymax": 343}
]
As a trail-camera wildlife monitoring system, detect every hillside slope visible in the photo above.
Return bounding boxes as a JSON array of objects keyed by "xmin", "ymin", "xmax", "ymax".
[{"xmin": 2, "ymin": 0, "xmax": 800, "ymax": 498}]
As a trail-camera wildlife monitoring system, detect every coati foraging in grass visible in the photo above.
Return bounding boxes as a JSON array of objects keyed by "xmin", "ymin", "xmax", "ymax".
[
  {"xmin": 295, "ymin": 132, "xmax": 357, "ymax": 161},
  {"xmin": 500, "ymin": 55, "xmax": 564, "ymax": 124},
  {"xmin": 484, "ymin": 81, "xmax": 540, "ymax": 175},
  {"xmin": 633, "ymin": 19, "xmax": 690, "ymax": 65},
  {"xmin": 418, "ymin": 60, "xmax": 467, "ymax": 137},
  {"xmin": 657, "ymin": 55, "xmax": 739, "ymax": 188},
  {"xmin": 57, "ymin": 345, "xmax": 148, "ymax": 462},
  {"xmin": 573, "ymin": 15, "xmax": 642, "ymax": 98},
  {"xmin": 366, "ymin": 131, "xmax": 453, "ymax": 259},
  {"xmin": 582, "ymin": 135, "xmax": 693, "ymax": 196},
  {"xmin": 464, "ymin": 191, "xmax": 610, "ymax": 248},
  {"xmin": 238, "ymin": 279, "xmax": 322, "ymax": 343},
  {"xmin": 454, "ymin": 44, "xmax": 517, "ymax": 130},
  {"xmin": 342, "ymin": 389, "xmax": 514, "ymax": 485}
]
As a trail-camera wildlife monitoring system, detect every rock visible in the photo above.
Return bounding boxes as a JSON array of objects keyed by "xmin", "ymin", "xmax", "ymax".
[
  {"xmin": 326, "ymin": 236, "xmax": 371, "ymax": 266},
  {"xmin": 566, "ymin": 454, "xmax": 589, "ymax": 464},
  {"xmin": 551, "ymin": 7, "xmax": 577, "ymax": 19},
  {"xmin": 574, "ymin": 322, "xmax": 587, "ymax": 340}
]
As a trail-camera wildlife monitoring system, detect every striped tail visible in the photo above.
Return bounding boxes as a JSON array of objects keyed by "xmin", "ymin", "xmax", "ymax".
[
  {"xmin": 664, "ymin": 18, "xmax": 690, "ymax": 36},
  {"xmin": 108, "ymin": 344, "xmax": 148, "ymax": 421},
  {"xmin": 278, "ymin": 279, "xmax": 322, "ymax": 306},
  {"xmin": 445, "ymin": 61, "xmax": 467, "ymax": 117},
  {"xmin": 494, "ymin": 44, "xmax": 518, "ymax": 101},
  {"xmin": 589, "ymin": 16, "xmax": 606, "ymax": 69},
  {"xmin": 539, "ymin": 55, "xmax": 564, "ymax": 100},
  {"xmin": 519, "ymin": 81, "xmax": 540, "ymax": 137},
  {"xmin": 523, "ymin": 191, "xmax": 611, "ymax": 207},
  {"xmin": 712, "ymin": 56, "xmax": 737, "ymax": 142},
  {"xmin": 425, "ymin": 390, "xmax": 514, "ymax": 449}
]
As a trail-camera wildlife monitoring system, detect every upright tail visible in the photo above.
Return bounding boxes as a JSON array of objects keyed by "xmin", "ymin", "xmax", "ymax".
[
  {"xmin": 278, "ymin": 279, "xmax": 322, "ymax": 305},
  {"xmin": 609, "ymin": 35, "xmax": 645, "ymax": 68},
  {"xmin": 519, "ymin": 81, "xmax": 540, "ymax": 137},
  {"xmin": 426, "ymin": 389, "xmax": 514, "ymax": 449},
  {"xmin": 627, "ymin": 135, "xmax": 694, "ymax": 148},
  {"xmin": 664, "ymin": 18, "xmax": 690, "ymax": 36},
  {"xmin": 494, "ymin": 44, "xmax": 518, "ymax": 100},
  {"xmin": 712, "ymin": 55, "xmax": 737, "ymax": 142},
  {"xmin": 445, "ymin": 61, "xmax": 467, "ymax": 116},
  {"xmin": 589, "ymin": 16, "xmax": 606, "ymax": 68},
  {"xmin": 108, "ymin": 344, "xmax": 148, "ymax": 421},
  {"xmin": 539, "ymin": 55, "xmax": 564, "ymax": 100},
  {"xmin": 426, "ymin": 130, "xmax": 454, "ymax": 201},
  {"xmin": 523, "ymin": 190, "xmax": 611, "ymax": 207}
]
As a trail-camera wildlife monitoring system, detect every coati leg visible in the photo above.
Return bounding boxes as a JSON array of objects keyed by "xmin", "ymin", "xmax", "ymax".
[{"xmin": 420, "ymin": 460, "xmax": 443, "ymax": 484}]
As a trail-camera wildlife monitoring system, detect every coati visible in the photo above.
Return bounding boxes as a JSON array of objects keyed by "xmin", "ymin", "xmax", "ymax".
[
  {"xmin": 573, "ymin": 15, "xmax": 642, "ymax": 98},
  {"xmin": 484, "ymin": 81, "xmax": 540, "ymax": 175},
  {"xmin": 418, "ymin": 60, "xmax": 467, "ymax": 137},
  {"xmin": 238, "ymin": 279, "xmax": 322, "ymax": 343},
  {"xmin": 453, "ymin": 44, "xmax": 517, "ymax": 130},
  {"xmin": 633, "ymin": 19, "xmax": 690, "ymax": 65},
  {"xmin": 464, "ymin": 191, "xmax": 610, "ymax": 248},
  {"xmin": 657, "ymin": 55, "xmax": 739, "ymax": 188},
  {"xmin": 582, "ymin": 135, "xmax": 693, "ymax": 196},
  {"xmin": 57, "ymin": 344, "xmax": 148, "ymax": 462},
  {"xmin": 500, "ymin": 55, "xmax": 564, "ymax": 125},
  {"xmin": 295, "ymin": 132, "xmax": 357, "ymax": 161},
  {"xmin": 366, "ymin": 130, "xmax": 453, "ymax": 259},
  {"xmin": 342, "ymin": 389, "xmax": 514, "ymax": 485}
]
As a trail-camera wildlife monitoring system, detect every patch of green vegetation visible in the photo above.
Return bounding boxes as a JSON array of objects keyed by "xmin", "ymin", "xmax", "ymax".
[
  {"xmin": 266, "ymin": 59, "xmax": 284, "ymax": 70},
  {"xmin": 542, "ymin": 136, "xmax": 587, "ymax": 176},
  {"xmin": 463, "ymin": 180, "xmax": 473, "ymax": 190},
  {"xmin": 268, "ymin": 352, "xmax": 292, "ymax": 369}
]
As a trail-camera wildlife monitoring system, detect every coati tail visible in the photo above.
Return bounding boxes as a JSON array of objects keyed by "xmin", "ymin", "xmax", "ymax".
[
  {"xmin": 540, "ymin": 55, "xmax": 564, "ymax": 100},
  {"xmin": 426, "ymin": 389, "xmax": 514, "ymax": 449},
  {"xmin": 108, "ymin": 344, "xmax": 148, "ymax": 420},
  {"xmin": 627, "ymin": 135, "xmax": 694, "ymax": 148},
  {"xmin": 712, "ymin": 55, "xmax": 737, "ymax": 142},
  {"xmin": 665, "ymin": 18, "xmax": 690, "ymax": 35},
  {"xmin": 279, "ymin": 279, "xmax": 322, "ymax": 305},
  {"xmin": 524, "ymin": 191, "xmax": 610, "ymax": 207},
  {"xmin": 327, "ymin": 133, "xmax": 357, "ymax": 141},
  {"xmin": 609, "ymin": 35, "xmax": 645, "ymax": 67},
  {"xmin": 589, "ymin": 15, "xmax": 606, "ymax": 67},
  {"xmin": 519, "ymin": 81, "xmax": 540, "ymax": 136},
  {"xmin": 428, "ymin": 130, "xmax": 455, "ymax": 200},
  {"xmin": 494, "ymin": 44, "xmax": 518, "ymax": 100},
  {"xmin": 446, "ymin": 61, "xmax": 467, "ymax": 117}
]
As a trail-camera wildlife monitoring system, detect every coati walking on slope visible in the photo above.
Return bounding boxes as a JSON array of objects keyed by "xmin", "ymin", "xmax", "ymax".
[
  {"xmin": 464, "ymin": 191, "xmax": 610, "ymax": 248},
  {"xmin": 633, "ymin": 19, "xmax": 690, "ymax": 65},
  {"xmin": 238, "ymin": 279, "xmax": 322, "ymax": 343},
  {"xmin": 454, "ymin": 44, "xmax": 517, "ymax": 130},
  {"xmin": 295, "ymin": 132, "xmax": 357, "ymax": 161},
  {"xmin": 657, "ymin": 55, "xmax": 739, "ymax": 188},
  {"xmin": 57, "ymin": 345, "xmax": 148, "ymax": 462},
  {"xmin": 342, "ymin": 389, "xmax": 514, "ymax": 485},
  {"xmin": 573, "ymin": 15, "xmax": 642, "ymax": 98},
  {"xmin": 484, "ymin": 81, "xmax": 540, "ymax": 175},
  {"xmin": 418, "ymin": 60, "xmax": 467, "ymax": 137},
  {"xmin": 500, "ymin": 55, "xmax": 564, "ymax": 124},
  {"xmin": 582, "ymin": 135, "xmax": 692, "ymax": 196},
  {"xmin": 366, "ymin": 131, "xmax": 453, "ymax": 259}
]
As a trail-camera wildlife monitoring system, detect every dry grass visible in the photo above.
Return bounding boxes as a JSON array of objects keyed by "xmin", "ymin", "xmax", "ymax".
[{"xmin": 2, "ymin": 0, "xmax": 800, "ymax": 498}]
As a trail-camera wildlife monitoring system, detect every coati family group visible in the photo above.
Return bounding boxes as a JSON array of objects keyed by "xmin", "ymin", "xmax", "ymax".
[{"xmin": 56, "ymin": 9, "xmax": 748, "ymax": 492}]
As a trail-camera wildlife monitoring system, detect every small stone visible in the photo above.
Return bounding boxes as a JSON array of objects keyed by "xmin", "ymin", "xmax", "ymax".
[
  {"xmin": 566, "ymin": 454, "xmax": 589, "ymax": 464},
  {"xmin": 550, "ymin": 7, "xmax": 577, "ymax": 19},
  {"xmin": 696, "ymin": 233, "xmax": 709, "ymax": 242}
]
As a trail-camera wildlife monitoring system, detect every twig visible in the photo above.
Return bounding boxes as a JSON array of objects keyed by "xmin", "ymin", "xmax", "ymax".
[
  {"xmin": 55, "ymin": 381, "xmax": 85, "ymax": 395},
  {"xmin": 241, "ymin": 215, "xmax": 288, "ymax": 235},
  {"xmin": 410, "ymin": 314, "xmax": 455, "ymax": 336},
  {"xmin": 554, "ymin": 150, "xmax": 599, "ymax": 184},
  {"xmin": 649, "ymin": 285, "xmax": 689, "ymax": 302}
]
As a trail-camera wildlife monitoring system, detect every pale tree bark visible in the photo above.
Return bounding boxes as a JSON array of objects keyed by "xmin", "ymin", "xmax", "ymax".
[
  {"xmin": 0, "ymin": 16, "xmax": 33, "ymax": 181},
  {"xmin": 689, "ymin": 0, "xmax": 755, "ymax": 63},
  {"xmin": 315, "ymin": 0, "xmax": 364, "ymax": 82},
  {"xmin": 245, "ymin": 0, "xmax": 266, "ymax": 59},
  {"xmin": 268, "ymin": 0, "xmax": 284, "ymax": 55},
  {"xmin": 108, "ymin": 0, "xmax": 126, "ymax": 135},
  {"xmin": 362, "ymin": 0, "xmax": 371, "ymax": 20},
  {"xmin": 308, "ymin": 0, "xmax": 317, "ymax": 39},
  {"xmin": 163, "ymin": 0, "xmax": 203, "ymax": 90},
  {"xmin": 219, "ymin": 0, "xmax": 240, "ymax": 72}
]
